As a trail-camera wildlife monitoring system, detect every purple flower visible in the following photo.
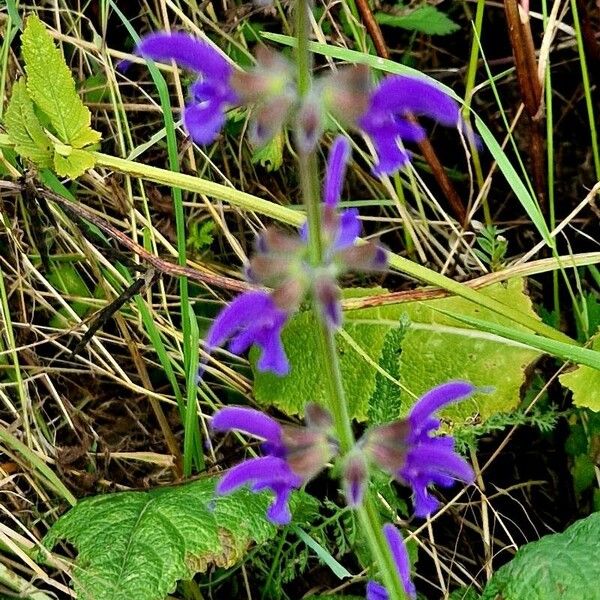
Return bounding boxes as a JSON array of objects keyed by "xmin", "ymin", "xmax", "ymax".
[
  {"xmin": 136, "ymin": 33, "xmax": 237, "ymax": 144},
  {"xmin": 366, "ymin": 524, "xmax": 416, "ymax": 600},
  {"xmin": 363, "ymin": 381, "xmax": 476, "ymax": 517},
  {"xmin": 358, "ymin": 75, "xmax": 461, "ymax": 176},
  {"xmin": 212, "ymin": 405, "xmax": 336, "ymax": 524},
  {"xmin": 137, "ymin": 35, "xmax": 296, "ymax": 146},
  {"xmin": 204, "ymin": 290, "xmax": 290, "ymax": 376}
]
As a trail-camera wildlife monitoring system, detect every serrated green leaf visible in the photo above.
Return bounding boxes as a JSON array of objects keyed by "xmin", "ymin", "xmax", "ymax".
[
  {"xmin": 43, "ymin": 478, "xmax": 276, "ymax": 600},
  {"xmin": 21, "ymin": 15, "xmax": 101, "ymax": 149},
  {"xmin": 376, "ymin": 5, "xmax": 460, "ymax": 36},
  {"xmin": 368, "ymin": 319, "xmax": 408, "ymax": 425},
  {"xmin": 53, "ymin": 148, "xmax": 96, "ymax": 178},
  {"xmin": 481, "ymin": 513, "xmax": 600, "ymax": 600},
  {"xmin": 251, "ymin": 132, "xmax": 284, "ymax": 171},
  {"xmin": 559, "ymin": 333, "xmax": 600, "ymax": 411},
  {"xmin": 253, "ymin": 280, "xmax": 541, "ymax": 426},
  {"xmin": 398, "ymin": 279, "xmax": 542, "ymax": 424},
  {"xmin": 4, "ymin": 79, "xmax": 53, "ymax": 167}
]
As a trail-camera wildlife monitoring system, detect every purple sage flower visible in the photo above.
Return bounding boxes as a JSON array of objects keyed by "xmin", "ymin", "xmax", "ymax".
[
  {"xmin": 366, "ymin": 524, "xmax": 416, "ymax": 600},
  {"xmin": 358, "ymin": 75, "xmax": 462, "ymax": 176},
  {"xmin": 137, "ymin": 34, "xmax": 296, "ymax": 146},
  {"xmin": 363, "ymin": 381, "xmax": 476, "ymax": 517},
  {"xmin": 212, "ymin": 404, "xmax": 337, "ymax": 524},
  {"xmin": 136, "ymin": 33, "xmax": 238, "ymax": 144},
  {"xmin": 204, "ymin": 290, "xmax": 290, "ymax": 376}
]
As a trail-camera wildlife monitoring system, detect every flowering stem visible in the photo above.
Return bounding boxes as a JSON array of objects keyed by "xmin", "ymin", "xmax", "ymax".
[{"xmin": 294, "ymin": 2, "xmax": 408, "ymax": 598}]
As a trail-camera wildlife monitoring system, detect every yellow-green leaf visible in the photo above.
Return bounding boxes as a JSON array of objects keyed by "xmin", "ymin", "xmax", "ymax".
[
  {"xmin": 21, "ymin": 15, "xmax": 101, "ymax": 149},
  {"xmin": 559, "ymin": 333, "xmax": 600, "ymax": 412},
  {"xmin": 4, "ymin": 79, "xmax": 53, "ymax": 167},
  {"xmin": 53, "ymin": 148, "xmax": 96, "ymax": 178}
]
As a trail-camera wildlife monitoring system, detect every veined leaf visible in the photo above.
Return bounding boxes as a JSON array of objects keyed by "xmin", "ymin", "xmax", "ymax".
[
  {"xmin": 4, "ymin": 79, "xmax": 53, "ymax": 167},
  {"xmin": 376, "ymin": 5, "xmax": 460, "ymax": 36},
  {"xmin": 54, "ymin": 148, "xmax": 96, "ymax": 179},
  {"xmin": 559, "ymin": 332, "xmax": 600, "ymax": 411},
  {"xmin": 481, "ymin": 513, "xmax": 600, "ymax": 600},
  {"xmin": 43, "ymin": 478, "xmax": 276, "ymax": 600},
  {"xmin": 21, "ymin": 15, "xmax": 101, "ymax": 150},
  {"xmin": 253, "ymin": 280, "xmax": 542, "ymax": 426}
]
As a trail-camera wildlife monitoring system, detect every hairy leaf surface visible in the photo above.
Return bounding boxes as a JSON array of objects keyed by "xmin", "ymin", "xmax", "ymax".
[
  {"xmin": 481, "ymin": 513, "xmax": 600, "ymax": 600},
  {"xmin": 253, "ymin": 280, "xmax": 541, "ymax": 425},
  {"xmin": 43, "ymin": 478, "xmax": 276, "ymax": 600}
]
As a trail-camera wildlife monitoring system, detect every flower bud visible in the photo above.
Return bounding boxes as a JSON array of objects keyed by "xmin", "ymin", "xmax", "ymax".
[{"xmin": 342, "ymin": 451, "xmax": 369, "ymax": 507}]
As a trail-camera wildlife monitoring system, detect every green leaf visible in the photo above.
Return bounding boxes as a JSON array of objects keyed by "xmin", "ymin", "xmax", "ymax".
[
  {"xmin": 43, "ymin": 478, "xmax": 276, "ymax": 600},
  {"xmin": 559, "ymin": 333, "xmax": 600, "ymax": 411},
  {"xmin": 368, "ymin": 318, "xmax": 408, "ymax": 425},
  {"xmin": 251, "ymin": 131, "xmax": 284, "ymax": 171},
  {"xmin": 253, "ymin": 291, "xmax": 391, "ymax": 420},
  {"xmin": 53, "ymin": 147, "xmax": 97, "ymax": 179},
  {"xmin": 4, "ymin": 79, "xmax": 53, "ymax": 167},
  {"xmin": 481, "ymin": 513, "xmax": 600, "ymax": 600},
  {"xmin": 254, "ymin": 280, "xmax": 541, "ymax": 426},
  {"xmin": 21, "ymin": 15, "xmax": 101, "ymax": 149},
  {"xmin": 398, "ymin": 279, "xmax": 543, "ymax": 424},
  {"xmin": 376, "ymin": 5, "xmax": 460, "ymax": 36}
]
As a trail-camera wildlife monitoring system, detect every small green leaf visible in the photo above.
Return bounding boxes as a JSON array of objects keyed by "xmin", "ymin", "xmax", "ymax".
[
  {"xmin": 251, "ymin": 132, "xmax": 284, "ymax": 171},
  {"xmin": 4, "ymin": 79, "xmax": 53, "ymax": 167},
  {"xmin": 53, "ymin": 148, "xmax": 96, "ymax": 178},
  {"xmin": 43, "ymin": 478, "xmax": 277, "ymax": 600},
  {"xmin": 481, "ymin": 513, "xmax": 600, "ymax": 600},
  {"xmin": 21, "ymin": 15, "xmax": 101, "ymax": 149},
  {"xmin": 368, "ymin": 318, "xmax": 408, "ymax": 425},
  {"xmin": 376, "ymin": 5, "xmax": 460, "ymax": 36},
  {"xmin": 560, "ymin": 333, "xmax": 600, "ymax": 411}
]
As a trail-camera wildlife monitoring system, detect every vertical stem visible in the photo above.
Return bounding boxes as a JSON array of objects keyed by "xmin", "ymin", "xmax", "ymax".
[{"xmin": 294, "ymin": 2, "xmax": 408, "ymax": 597}]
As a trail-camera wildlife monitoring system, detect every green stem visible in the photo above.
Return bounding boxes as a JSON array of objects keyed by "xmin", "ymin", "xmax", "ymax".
[
  {"xmin": 294, "ymin": 2, "xmax": 408, "ymax": 597},
  {"xmin": 570, "ymin": 0, "xmax": 600, "ymax": 179}
]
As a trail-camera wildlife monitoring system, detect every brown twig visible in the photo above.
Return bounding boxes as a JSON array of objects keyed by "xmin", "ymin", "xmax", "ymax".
[
  {"xmin": 504, "ymin": 0, "xmax": 546, "ymax": 208},
  {"xmin": 4, "ymin": 180, "xmax": 251, "ymax": 294},
  {"xmin": 353, "ymin": 0, "xmax": 468, "ymax": 225}
]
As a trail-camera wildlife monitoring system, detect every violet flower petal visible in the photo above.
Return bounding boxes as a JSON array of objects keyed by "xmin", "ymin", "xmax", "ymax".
[
  {"xmin": 217, "ymin": 456, "xmax": 299, "ymax": 494},
  {"xmin": 367, "ymin": 76, "xmax": 460, "ymax": 127},
  {"xmin": 408, "ymin": 381, "xmax": 475, "ymax": 434},
  {"xmin": 204, "ymin": 290, "xmax": 290, "ymax": 376},
  {"xmin": 323, "ymin": 136, "xmax": 351, "ymax": 207},
  {"xmin": 366, "ymin": 581, "xmax": 389, "ymax": 600},
  {"xmin": 211, "ymin": 407, "xmax": 282, "ymax": 444},
  {"xmin": 406, "ymin": 443, "xmax": 474, "ymax": 484},
  {"xmin": 183, "ymin": 102, "xmax": 228, "ymax": 145},
  {"xmin": 137, "ymin": 32, "xmax": 232, "ymax": 79},
  {"xmin": 383, "ymin": 524, "xmax": 417, "ymax": 599},
  {"xmin": 333, "ymin": 208, "xmax": 361, "ymax": 251}
]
